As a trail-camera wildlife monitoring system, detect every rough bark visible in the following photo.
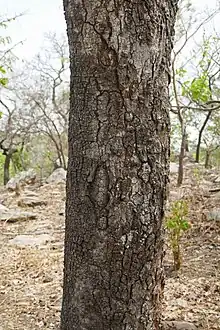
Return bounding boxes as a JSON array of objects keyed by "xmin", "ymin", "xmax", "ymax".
[{"xmin": 61, "ymin": 1, "xmax": 178, "ymax": 329}]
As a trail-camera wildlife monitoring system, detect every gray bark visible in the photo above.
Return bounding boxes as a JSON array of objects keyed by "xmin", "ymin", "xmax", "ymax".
[{"xmin": 61, "ymin": 1, "xmax": 178, "ymax": 329}]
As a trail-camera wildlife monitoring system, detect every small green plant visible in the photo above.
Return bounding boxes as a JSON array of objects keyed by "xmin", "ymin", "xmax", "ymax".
[{"xmin": 166, "ymin": 200, "xmax": 190, "ymax": 271}]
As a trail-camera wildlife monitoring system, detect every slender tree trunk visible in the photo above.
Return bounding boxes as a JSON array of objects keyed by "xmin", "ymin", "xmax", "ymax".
[
  {"xmin": 205, "ymin": 150, "xmax": 210, "ymax": 169},
  {"xmin": 177, "ymin": 125, "xmax": 186, "ymax": 187},
  {"xmin": 4, "ymin": 153, "xmax": 11, "ymax": 185},
  {"xmin": 61, "ymin": 1, "xmax": 178, "ymax": 329},
  {"xmin": 185, "ymin": 135, "xmax": 189, "ymax": 153},
  {"xmin": 60, "ymin": 146, "xmax": 67, "ymax": 170},
  {"xmin": 195, "ymin": 111, "xmax": 211, "ymax": 163}
]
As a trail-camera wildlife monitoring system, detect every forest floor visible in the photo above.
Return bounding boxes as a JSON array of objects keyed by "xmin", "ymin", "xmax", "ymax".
[{"xmin": 0, "ymin": 165, "xmax": 219, "ymax": 330}]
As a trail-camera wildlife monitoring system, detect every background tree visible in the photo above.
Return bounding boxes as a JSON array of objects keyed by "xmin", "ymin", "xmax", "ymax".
[
  {"xmin": 19, "ymin": 33, "xmax": 69, "ymax": 170},
  {"xmin": 0, "ymin": 15, "xmax": 28, "ymax": 184},
  {"xmin": 0, "ymin": 97, "xmax": 30, "ymax": 184},
  {"xmin": 170, "ymin": 0, "xmax": 220, "ymax": 185},
  {"xmin": 61, "ymin": 1, "xmax": 178, "ymax": 329}
]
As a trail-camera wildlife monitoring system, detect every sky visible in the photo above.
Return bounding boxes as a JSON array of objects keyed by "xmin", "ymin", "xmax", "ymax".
[
  {"xmin": 0, "ymin": 0, "xmax": 219, "ymax": 60},
  {"xmin": 0, "ymin": 0, "xmax": 66, "ymax": 59}
]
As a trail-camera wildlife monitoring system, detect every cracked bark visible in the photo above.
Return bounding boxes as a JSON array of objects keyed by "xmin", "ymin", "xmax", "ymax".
[{"xmin": 61, "ymin": 1, "xmax": 178, "ymax": 329}]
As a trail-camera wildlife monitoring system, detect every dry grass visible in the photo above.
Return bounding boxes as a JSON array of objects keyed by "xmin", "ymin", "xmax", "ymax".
[
  {"xmin": 0, "ymin": 183, "xmax": 65, "ymax": 330},
  {"xmin": 0, "ymin": 246, "xmax": 62, "ymax": 329}
]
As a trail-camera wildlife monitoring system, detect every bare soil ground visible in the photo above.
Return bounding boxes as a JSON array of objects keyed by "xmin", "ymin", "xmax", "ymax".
[{"xmin": 0, "ymin": 174, "xmax": 219, "ymax": 329}]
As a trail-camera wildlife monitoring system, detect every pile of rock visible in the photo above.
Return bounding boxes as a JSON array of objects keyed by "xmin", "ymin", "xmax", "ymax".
[{"xmin": 6, "ymin": 169, "xmax": 37, "ymax": 195}]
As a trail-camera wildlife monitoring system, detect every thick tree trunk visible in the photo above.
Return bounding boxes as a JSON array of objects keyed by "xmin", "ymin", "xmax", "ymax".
[
  {"xmin": 195, "ymin": 111, "xmax": 212, "ymax": 163},
  {"xmin": 61, "ymin": 1, "xmax": 178, "ymax": 329}
]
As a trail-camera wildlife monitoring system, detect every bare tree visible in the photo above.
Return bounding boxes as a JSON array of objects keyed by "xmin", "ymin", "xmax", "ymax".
[
  {"xmin": 18, "ymin": 33, "xmax": 69, "ymax": 169},
  {"xmin": 0, "ymin": 96, "xmax": 31, "ymax": 184},
  {"xmin": 171, "ymin": 0, "xmax": 220, "ymax": 185}
]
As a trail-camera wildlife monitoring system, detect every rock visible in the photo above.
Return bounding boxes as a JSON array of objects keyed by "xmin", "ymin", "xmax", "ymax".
[
  {"xmin": 46, "ymin": 168, "xmax": 66, "ymax": 184},
  {"xmin": 9, "ymin": 234, "xmax": 52, "ymax": 247},
  {"xmin": 0, "ymin": 210, "xmax": 37, "ymax": 223},
  {"xmin": 54, "ymin": 156, "xmax": 68, "ymax": 168},
  {"xmin": 213, "ymin": 175, "xmax": 220, "ymax": 183},
  {"xmin": 169, "ymin": 190, "xmax": 181, "ymax": 202},
  {"xmin": 162, "ymin": 321, "xmax": 197, "ymax": 330},
  {"xmin": 209, "ymin": 191, "xmax": 220, "ymax": 202},
  {"xmin": 170, "ymin": 163, "xmax": 179, "ymax": 174},
  {"xmin": 6, "ymin": 177, "xmax": 17, "ymax": 191},
  {"xmin": 6, "ymin": 169, "xmax": 37, "ymax": 193},
  {"xmin": 0, "ymin": 204, "xmax": 9, "ymax": 212},
  {"xmin": 207, "ymin": 209, "xmax": 220, "ymax": 221},
  {"xmin": 183, "ymin": 152, "xmax": 196, "ymax": 164},
  {"xmin": 174, "ymin": 298, "xmax": 188, "ymax": 308},
  {"xmin": 23, "ymin": 190, "xmax": 39, "ymax": 197},
  {"xmin": 18, "ymin": 196, "xmax": 47, "ymax": 207}
]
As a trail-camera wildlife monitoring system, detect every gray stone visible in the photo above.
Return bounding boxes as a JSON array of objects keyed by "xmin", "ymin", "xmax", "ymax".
[
  {"xmin": 9, "ymin": 234, "xmax": 52, "ymax": 246},
  {"xmin": 211, "ymin": 191, "xmax": 220, "ymax": 201},
  {"xmin": 174, "ymin": 298, "xmax": 188, "ymax": 308},
  {"xmin": 213, "ymin": 175, "xmax": 220, "ymax": 183},
  {"xmin": 0, "ymin": 204, "xmax": 9, "ymax": 212},
  {"xmin": 162, "ymin": 321, "xmax": 197, "ymax": 330},
  {"xmin": 18, "ymin": 196, "xmax": 47, "ymax": 207},
  {"xmin": 0, "ymin": 210, "xmax": 37, "ymax": 223},
  {"xmin": 207, "ymin": 209, "xmax": 220, "ymax": 221},
  {"xmin": 46, "ymin": 168, "xmax": 66, "ymax": 183},
  {"xmin": 23, "ymin": 190, "xmax": 39, "ymax": 197},
  {"xmin": 169, "ymin": 190, "xmax": 181, "ymax": 202},
  {"xmin": 6, "ymin": 169, "xmax": 37, "ymax": 193},
  {"xmin": 170, "ymin": 163, "xmax": 179, "ymax": 174},
  {"xmin": 55, "ymin": 156, "xmax": 68, "ymax": 168}
]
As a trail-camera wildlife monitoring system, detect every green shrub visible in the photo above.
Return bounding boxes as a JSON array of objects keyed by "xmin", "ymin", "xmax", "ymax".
[{"xmin": 166, "ymin": 200, "xmax": 191, "ymax": 271}]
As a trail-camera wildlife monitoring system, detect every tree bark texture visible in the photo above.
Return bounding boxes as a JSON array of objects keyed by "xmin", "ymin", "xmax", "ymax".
[{"xmin": 61, "ymin": 1, "xmax": 178, "ymax": 329}]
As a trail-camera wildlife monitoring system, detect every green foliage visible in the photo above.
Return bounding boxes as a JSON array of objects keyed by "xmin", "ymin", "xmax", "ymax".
[
  {"xmin": 11, "ymin": 147, "xmax": 30, "ymax": 175},
  {"xmin": 190, "ymin": 76, "xmax": 211, "ymax": 102},
  {"xmin": 0, "ymin": 17, "xmax": 16, "ymax": 88},
  {"xmin": 0, "ymin": 64, "xmax": 8, "ymax": 87},
  {"xmin": 166, "ymin": 200, "xmax": 190, "ymax": 271},
  {"xmin": 176, "ymin": 36, "xmax": 213, "ymax": 104},
  {"xmin": 175, "ymin": 67, "xmax": 187, "ymax": 78},
  {"xmin": 181, "ymin": 74, "xmax": 211, "ymax": 103}
]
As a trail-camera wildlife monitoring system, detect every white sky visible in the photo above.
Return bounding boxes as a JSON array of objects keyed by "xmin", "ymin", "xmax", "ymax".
[
  {"xmin": 0, "ymin": 0, "xmax": 219, "ymax": 60},
  {"xmin": 0, "ymin": 0, "xmax": 66, "ymax": 59}
]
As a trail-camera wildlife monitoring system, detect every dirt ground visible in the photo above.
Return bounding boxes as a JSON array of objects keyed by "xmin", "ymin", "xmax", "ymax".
[{"xmin": 0, "ymin": 173, "xmax": 219, "ymax": 329}]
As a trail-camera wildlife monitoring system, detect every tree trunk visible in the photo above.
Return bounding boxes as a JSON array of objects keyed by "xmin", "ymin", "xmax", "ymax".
[
  {"xmin": 4, "ymin": 153, "xmax": 11, "ymax": 185},
  {"xmin": 61, "ymin": 1, "xmax": 178, "ymax": 329},
  {"xmin": 177, "ymin": 126, "xmax": 186, "ymax": 187},
  {"xmin": 195, "ymin": 111, "xmax": 211, "ymax": 163},
  {"xmin": 185, "ymin": 135, "xmax": 189, "ymax": 153},
  {"xmin": 205, "ymin": 150, "xmax": 210, "ymax": 169}
]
